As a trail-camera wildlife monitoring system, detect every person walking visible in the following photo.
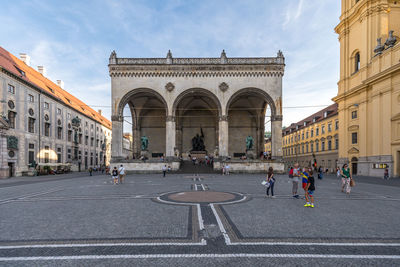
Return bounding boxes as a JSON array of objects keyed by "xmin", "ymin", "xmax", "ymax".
[
  {"xmin": 318, "ymin": 166, "xmax": 323, "ymax": 179},
  {"xmin": 162, "ymin": 165, "xmax": 167, "ymax": 177},
  {"xmin": 336, "ymin": 167, "xmax": 341, "ymax": 178},
  {"xmin": 266, "ymin": 167, "xmax": 276, "ymax": 198},
  {"xmin": 292, "ymin": 163, "xmax": 300, "ymax": 198},
  {"xmin": 118, "ymin": 165, "xmax": 125, "ymax": 184},
  {"xmin": 304, "ymin": 167, "xmax": 315, "ymax": 208},
  {"xmin": 341, "ymin": 164, "xmax": 352, "ymax": 194},
  {"xmin": 89, "ymin": 167, "xmax": 93, "ymax": 176},
  {"xmin": 384, "ymin": 168, "xmax": 389, "ymax": 180},
  {"xmin": 112, "ymin": 167, "xmax": 119, "ymax": 185}
]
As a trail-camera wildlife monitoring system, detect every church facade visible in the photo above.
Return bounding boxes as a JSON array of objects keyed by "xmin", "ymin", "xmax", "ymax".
[{"xmin": 109, "ymin": 50, "xmax": 284, "ymax": 172}]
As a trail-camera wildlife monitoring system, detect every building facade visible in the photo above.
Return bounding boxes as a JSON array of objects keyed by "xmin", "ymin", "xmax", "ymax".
[
  {"xmin": 0, "ymin": 47, "xmax": 112, "ymax": 177},
  {"xmin": 282, "ymin": 104, "xmax": 339, "ymax": 172},
  {"xmin": 109, "ymin": 50, "xmax": 285, "ymax": 173},
  {"xmin": 333, "ymin": 0, "xmax": 400, "ymax": 176}
]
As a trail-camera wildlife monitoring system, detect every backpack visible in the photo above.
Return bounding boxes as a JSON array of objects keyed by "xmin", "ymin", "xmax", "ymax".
[
  {"xmin": 289, "ymin": 169, "xmax": 294, "ymax": 178},
  {"xmin": 112, "ymin": 170, "xmax": 118, "ymax": 176}
]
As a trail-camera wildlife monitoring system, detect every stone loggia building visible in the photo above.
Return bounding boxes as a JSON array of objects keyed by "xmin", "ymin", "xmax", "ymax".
[{"xmin": 109, "ymin": 50, "xmax": 285, "ymax": 172}]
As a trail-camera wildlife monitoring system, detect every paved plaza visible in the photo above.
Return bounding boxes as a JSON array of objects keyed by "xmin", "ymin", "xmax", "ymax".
[{"xmin": 0, "ymin": 172, "xmax": 400, "ymax": 266}]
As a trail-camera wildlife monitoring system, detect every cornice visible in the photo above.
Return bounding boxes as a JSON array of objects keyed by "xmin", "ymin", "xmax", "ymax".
[{"xmin": 111, "ymin": 57, "xmax": 284, "ymax": 65}]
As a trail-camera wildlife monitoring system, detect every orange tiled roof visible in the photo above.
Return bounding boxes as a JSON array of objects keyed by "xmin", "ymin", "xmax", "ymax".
[{"xmin": 0, "ymin": 46, "xmax": 111, "ymax": 129}]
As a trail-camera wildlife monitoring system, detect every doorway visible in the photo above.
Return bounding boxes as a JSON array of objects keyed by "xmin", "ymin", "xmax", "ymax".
[
  {"xmin": 8, "ymin": 162, "xmax": 14, "ymax": 177},
  {"xmin": 351, "ymin": 157, "xmax": 358, "ymax": 175}
]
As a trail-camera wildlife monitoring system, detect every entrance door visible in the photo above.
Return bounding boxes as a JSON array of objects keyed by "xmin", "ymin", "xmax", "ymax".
[
  {"xmin": 8, "ymin": 163, "xmax": 14, "ymax": 177},
  {"xmin": 351, "ymin": 157, "xmax": 358, "ymax": 175}
]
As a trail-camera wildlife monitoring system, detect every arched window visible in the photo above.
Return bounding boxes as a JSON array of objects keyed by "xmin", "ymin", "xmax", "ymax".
[{"xmin": 354, "ymin": 52, "xmax": 360, "ymax": 73}]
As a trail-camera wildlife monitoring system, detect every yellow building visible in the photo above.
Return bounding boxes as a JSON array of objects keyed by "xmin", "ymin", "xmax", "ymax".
[
  {"xmin": 264, "ymin": 137, "xmax": 272, "ymax": 154},
  {"xmin": 333, "ymin": 0, "xmax": 400, "ymax": 177},
  {"xmin": 282, "ymin": 104, "xmax": 339, "ymax": 172}
]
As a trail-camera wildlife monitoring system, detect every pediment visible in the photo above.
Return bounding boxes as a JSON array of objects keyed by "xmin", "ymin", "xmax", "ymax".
[
  {"xmin": 348, "ymin": 125, "xmax": 359, "ymax": 131},
  {"xmin": 348, "ymin": 147, "xmax": 359, "ymax": 154}
]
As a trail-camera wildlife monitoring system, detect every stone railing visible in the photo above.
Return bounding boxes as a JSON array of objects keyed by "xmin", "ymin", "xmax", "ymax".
[{"xmin": 113, "ymin": 57, "xmax": 283, "ymax": 65}]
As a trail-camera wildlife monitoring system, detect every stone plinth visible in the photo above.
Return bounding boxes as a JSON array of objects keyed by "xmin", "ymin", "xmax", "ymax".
[
  {"xmin": 246, "ymin": 149, "xmax": 256, "ymax": 160},
  {"xmin": 111, "ymin": 161, "xmax": 180, "ymax": 174},
  {"xmin": 214, "ymin": 160, "xmax": 284, "ymax": 173},
  {"xmin": 190, "ymin": 151, "xmax": 207, "ymax": 159}
]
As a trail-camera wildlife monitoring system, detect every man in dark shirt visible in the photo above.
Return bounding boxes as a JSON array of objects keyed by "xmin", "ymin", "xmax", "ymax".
[{"xmin": 304, "ymin": 167, "xmax": 315, "ymax": 208}]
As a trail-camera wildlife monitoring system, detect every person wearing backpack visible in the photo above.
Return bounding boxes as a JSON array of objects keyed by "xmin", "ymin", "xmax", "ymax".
[{"xmin": 112, "ymin": 167, "xmax": 119, "ymax": 185}]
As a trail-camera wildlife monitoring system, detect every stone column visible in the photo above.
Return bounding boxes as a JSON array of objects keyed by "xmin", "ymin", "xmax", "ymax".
[
  {"xmin": 132, "ymin": 126, "xmax": 140, "ymax": 158},
  {"xmin": 271, "ymin": 115, "xmax": 283, "ymax": 159},
  {"xmin": 218, "ymin": 115, "xmax": 229, "ymax": 158},
  {"xmin": 165, "ymin": 116, "xmax": 176, "ymax": 158},
  {"xmin": 111, "ymin": 115, "xmax": 123, "ymax": 160}
]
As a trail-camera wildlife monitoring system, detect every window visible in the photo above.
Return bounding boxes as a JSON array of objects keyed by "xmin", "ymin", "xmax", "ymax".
[
  {"xmin": 57, "ymin": 127, "xmax": 62, "ymax": 139},
  {"xmin": 79, "ymin": 134, "xmax": 82, "ymax": 144},
  {"xmin": 306, "ymin": 144, "xmax": 309, "ymax": 153},
  {"xmin": 44, "ymin": 146, "xmax": 49, "ymax": 163},
  {"xmin": 322, "ymin": 141, "xmax": 325, "ymax": 151},
  {"xmin": 91, "ymin": 124, "xmax": 93, "ymax": 129},
  {"xmin": 8, "ymin": 84, "xmax": 15, "ymax": 94},
  {"xmin": 316, "ymin": 128, "xmax": 319, "ymax": 136},
  {"xmin": 28, "ymin": 118, "xmax": 35, "ymax": 133},
  {"xmin": 44, "ymin": 102, "xmax": 49, "ymax": 109},
  {"xmin": 302, "ymin": 145, "xmax": 304, "ymax": 154},
  {"xmin": 68, "ymin": 130, "xmax": 72, "ymax": 142},
  {"xmin": 57, "ymin": 147, "xmax": 62, "ymax": 163},
  {"xmin": 316, "ymin": 142, "xmax": 319, "ymax": 152},
  {"xmin": 28, "ymin": 151, "xmax": 35, "ymax": 165},
  {"xmin": 78, "ymin": 151, "xmax": 82, "ymax": 160},
  {"xmin": 354, "ymin": 52, "xmax": 360, "ymax": 72},
  {"xmin": 321, "ymin": 125, "xmax": 325, "ymax": 134},
  {"xmin": 328, "ymin": 140, "xmax": 332, "ymax": 150},
  {"xmin": 85, "ymin": 136, "xmax": 88, "ymax": 145},
  {"xmin": 328, "ymin": 123, "xmax": 332, "ymax": 132},
  {"xmin": 302, "ymin": 133, "xmax": 304, "ymax": 140},
  {"xmin": 67, "ymin": 149, "xmax": 71, "ymax": 159},
  {"xmin": 96, "ymin": 139, "xmax": 99, "ymax": 147},
  {"xmin": 44, "ymin": 123, "xmax": 50, "ymax": 136},
  {"xmin": 351, "ymin": 111, "xmax": 357, "ymax": 119},
  {"xmin": 306, "ymin": 131, "xmax": 309, "ymax": 139},
  {"xmin": 67, "ymin": 113, "xmax": 71, "ymax": 119},
  {"xmin": 90, "ymin": 152, "xmax": 93, "ymax": 165},
  {"xmin": 311, "ymin": 143, "xmax": 314, "ymax": 152},
  {"xmin": 91, "ymin": 137, "xmax": 94, "ymax": 146},
  {"xmin": 57, "ymin": 108, "xmax": 61, "ymax": 115},
  {"xmin": 8, "ymin": 111, "xmax": 16, "ymax": 129},
  {"xmin": 352, "ymin": 132, "xmax": 358, "ymax": 144},
  {"xmin": 335, "ymin": 138, "xmax": 339, "ymax": 149},
  {"xmin": 335, "ymin": 120, "xmax": 339, "ymax": 130},
  {"xmin": 311, "ymin": 129, "xmax": 314, "ymax": 137},
  {"xmin": 28, "ymin": 94, "xmax": 34, "ymax": 102}
]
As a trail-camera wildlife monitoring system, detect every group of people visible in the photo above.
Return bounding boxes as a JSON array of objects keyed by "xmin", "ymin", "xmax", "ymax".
[
  {"xmin": 264, "ymin": 163, "xmax": 356, "ymax": 208},
  {"xmin": 111, "ymin": 164, "xmax": 126, "ymax": 185}
]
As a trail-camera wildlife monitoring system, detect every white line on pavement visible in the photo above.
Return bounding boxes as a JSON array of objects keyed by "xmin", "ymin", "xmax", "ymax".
[
  {"xmin": 1, "ymin": 253, "xmax": 400, "ymax": 261},
  {"xmin": 210, "ymin": 204, "xmax": 231, "ymax": 245},
  {"xmin": 196, "ymin": 204, "xmax": 204, "ymax": 230},
  {"xmin": 228, "ymin": 242, "xmax": 400, "ymax": 246}
]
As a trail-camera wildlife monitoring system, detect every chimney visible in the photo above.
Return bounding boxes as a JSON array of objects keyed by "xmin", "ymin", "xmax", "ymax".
[
  {"xmin": 56, "ymin": 80, "xmax": 64, "ymax": 89},
  {"xmin": 98, "ymin": 109, "xmax": 102, "ymax": 116},
  {"xmin": 19, "ymin": 53, "xmax": 30, "ymax": 66},
  {"xmin": 37, "ymin": 66, "xmax": 46, "ymax": 76}
]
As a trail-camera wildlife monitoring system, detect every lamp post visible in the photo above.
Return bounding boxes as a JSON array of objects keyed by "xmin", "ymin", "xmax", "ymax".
[{"xmin": 71, "ymin": 116, "xmax": 81, "ymax": 171}]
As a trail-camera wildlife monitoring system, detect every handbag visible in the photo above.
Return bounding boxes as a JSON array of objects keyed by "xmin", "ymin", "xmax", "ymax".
[
  {"xmin": 350, "ymin": 179, "xmax": 355, "ymax": 187},
  {"xmin": 261, "ymin": 180, "xmax": 270, "ymax": 187}
]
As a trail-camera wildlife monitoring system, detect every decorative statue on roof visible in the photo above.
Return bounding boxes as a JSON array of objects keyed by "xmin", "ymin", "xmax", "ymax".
[
  {"xmin": 141, "ymin": 136, "xmax": 149, "ymax": 151},
  {"xmin": 109, "ymin": 50, "xmax": 117, "ymax": 60},
  {"xmin": 246, "ymin": 135, "xmax": 254, "ymax": 150}
]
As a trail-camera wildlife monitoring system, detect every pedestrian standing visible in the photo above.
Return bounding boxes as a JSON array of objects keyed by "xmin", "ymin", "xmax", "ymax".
[
  {"xmin": 384, "ymin": 168, "xmax": 389, "ymax": 180},
  {"xmin": 89, "ymin": 167, "xmax": 93, "ymax": 176},
  {"xmin": 336, "ymin": 167, "xmax": 341, "ymax": 178},
  {"xmin": 292, "ymin": 163, "xmax": 300, "ymax": 198},
  {"xmin": 222, "ymin": 164, "xmax": 226, "ymax": 175},
  {"xmin": 341, "ymin": 164, "xmax": 352, "ymax": 194},
  {"xmin": 226, "ymin": 164, "xmax": 230, "ymax": 175},
  {"xmin": 112, "ymin": 167, "xmax": 119, "ymax": 185},
  {"xmin": 304, "ymin": 167, "xmax": 315, "ymax": 208},
  {"xmin": 162, "ymin": 165, "xmax": 167, "ymax": 177},
  {"xmin": 318, "ymin": 166, "xmax": 323, "ymax": 179},
  {"xmin": 118, "ymin": 165, "xmax": 125, "ymax": 184},
  {"xmin": 266, "ymin": 167, "xmax": 275, "ymax": 198}
]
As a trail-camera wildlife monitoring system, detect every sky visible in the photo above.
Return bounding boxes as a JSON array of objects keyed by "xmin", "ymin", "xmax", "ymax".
[{"xmin": 0, "ymin": 0, "xmax": 340, "ymax": 129}]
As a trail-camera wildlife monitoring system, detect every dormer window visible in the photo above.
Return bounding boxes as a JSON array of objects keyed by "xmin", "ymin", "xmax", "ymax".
[
  {"xmin": 324, "ymin": 111, "xmax": 328, "ymax": 118},
  {"xmin": 303, "ymin": 122, "xmax": 307, "ymax": 126}
]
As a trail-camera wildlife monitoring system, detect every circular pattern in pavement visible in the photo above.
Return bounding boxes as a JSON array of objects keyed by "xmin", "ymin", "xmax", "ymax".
[{"xmin": 159, "ymin": 191, "xmax": 246, "ymax": 204}]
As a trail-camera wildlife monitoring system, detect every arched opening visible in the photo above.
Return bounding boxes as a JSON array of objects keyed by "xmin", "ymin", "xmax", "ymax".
[
  {"xmin": 351, "ymin": 157, "xmax": 358, "ymax": 175},
  {"xmin": 173, "ymin": 89, "xmax": 221, "ymax": 158},
  {"xmin": 226, "ymin": 88, "xmax": 276, "ymax": 159},
  {"xmin": 119, "ymin": 89, "xmax": 167, "ymax": 159}
]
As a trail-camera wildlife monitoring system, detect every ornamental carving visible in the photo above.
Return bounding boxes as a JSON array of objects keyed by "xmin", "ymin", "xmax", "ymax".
[
  {"xmin": 28, "ymin": 108, "xmax": 34, "ymax": 116},
  {"xmin": 7, "ymin": 136, "xmax": 18, "ymax": 150},
  {"xmin": 219, "ymin": 82, "xmax": 229, "ymax": 92},
  {"xmin": 8, "ymin": 100, "xmax": 15, "ymax": 109},
  {"xmin": 165, "ymin": 82, "xmax": 175, "ymax": 92},
  {"xmin": 44, "ymin": 114, "xmax": 49, "ymax": 121}
]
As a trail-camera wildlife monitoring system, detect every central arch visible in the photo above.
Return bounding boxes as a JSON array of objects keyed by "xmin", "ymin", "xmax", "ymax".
[{"xmin": 172, "ymin": 88, "xmax": 222, "ymax": 157}]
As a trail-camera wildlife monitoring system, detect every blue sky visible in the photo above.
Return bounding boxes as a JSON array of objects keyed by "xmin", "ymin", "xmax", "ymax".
[{"xmin": 0, "ymin": 0, "xmax": 340, "ymax": 128}]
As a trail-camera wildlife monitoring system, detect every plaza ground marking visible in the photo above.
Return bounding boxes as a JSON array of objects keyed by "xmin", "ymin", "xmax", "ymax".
[
  {"xmin": 210, "ymin": 204, "xmax": 231, "ymax": 245},
  {"xmin": 196, "ymin": 204, "xmax": 205, "ymax": 230},
  {"xmin": 0, "ymin": 188, "xmax": 63, "ymax": 205},
  {"xmin": 201, "ymin": 184, "xmax": 206, "ymax": 191},
  {"xmin": 1, "ymin": 253, "xmax": 400, "ymax": 261},
  {"xmin": 227, "ymin": 241, "xmax": 400, "ymax": 246}
]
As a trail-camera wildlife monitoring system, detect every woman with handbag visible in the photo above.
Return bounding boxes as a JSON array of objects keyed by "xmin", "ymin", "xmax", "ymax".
[
  {"xmin": 266, "ymin": 167, "xmax": 276, "ymax": 198},
  {"xmin": 341, "ymin": 164, "xmax": 352, "ymax": 194}
]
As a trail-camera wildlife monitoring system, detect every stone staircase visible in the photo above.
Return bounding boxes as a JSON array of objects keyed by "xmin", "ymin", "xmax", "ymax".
[{"xmin": 176, "ymin": 160, "xmax": 217, "ymax": 174}]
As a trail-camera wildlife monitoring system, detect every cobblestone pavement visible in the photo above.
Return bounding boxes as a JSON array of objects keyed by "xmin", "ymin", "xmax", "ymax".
[{"xmin": 0, "ymin": 172, "xmax": 399, "ymax": 266}]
